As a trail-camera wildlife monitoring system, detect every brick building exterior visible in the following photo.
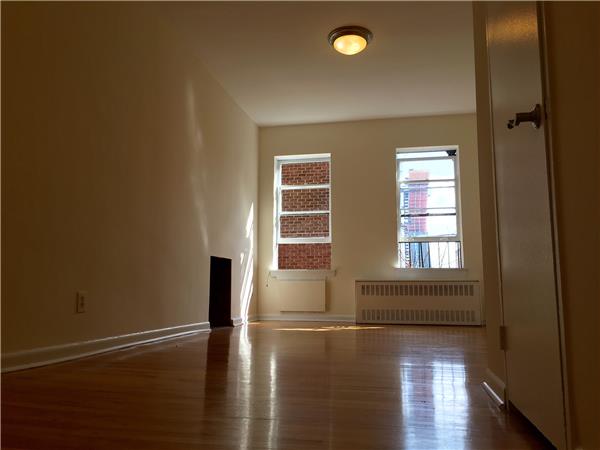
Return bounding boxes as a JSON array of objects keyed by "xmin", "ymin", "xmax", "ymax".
[{"xmin": 278, "ymin": 160, "xmax": 331, "ymax": 270}]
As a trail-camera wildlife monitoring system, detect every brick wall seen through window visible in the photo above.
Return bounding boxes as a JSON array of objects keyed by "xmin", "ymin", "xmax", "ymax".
[{"xmin": 275, "ymin": 156, "xmax": 331, "ymax": 270}]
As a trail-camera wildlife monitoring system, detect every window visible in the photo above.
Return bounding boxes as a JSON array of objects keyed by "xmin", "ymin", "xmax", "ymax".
[
  {"xmin": 396, "ymin": 147, "xmax": 463, "ymax": 269},
  {"xmin": 274, "ymin": 154, "xmax": 331, "ymax": 270}
]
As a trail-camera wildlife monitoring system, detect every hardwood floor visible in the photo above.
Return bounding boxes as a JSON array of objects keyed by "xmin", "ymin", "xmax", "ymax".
[{"xmin": 2, "ymin": 322, "xmax": 551, "ymax": 449}]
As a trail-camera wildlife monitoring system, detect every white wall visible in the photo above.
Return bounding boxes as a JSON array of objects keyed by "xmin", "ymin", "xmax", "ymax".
[
  {"xmin": 258, "ymin": 114, "xmax": 483, "ymax": 318},
  {"xmin": 1, "ymin": 3, "xmax": 258, "ymax": 360}
]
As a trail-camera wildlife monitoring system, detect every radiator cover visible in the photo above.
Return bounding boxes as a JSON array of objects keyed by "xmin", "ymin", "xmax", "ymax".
[
  {"xmin": 279, "ymin": 279, "xmax": 326, "ymax": 312},
  {"xmin": 355, "ymin": 280, "xmax": 482, "ymax": 325}
]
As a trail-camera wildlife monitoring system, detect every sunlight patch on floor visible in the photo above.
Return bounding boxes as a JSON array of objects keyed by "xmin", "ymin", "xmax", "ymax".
[{"xmin": 274, "ymin": 325, "xmax": 384, "ymax": 332}]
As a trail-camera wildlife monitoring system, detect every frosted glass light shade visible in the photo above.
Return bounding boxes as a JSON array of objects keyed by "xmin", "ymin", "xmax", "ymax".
[{"xmin": 333, "ymin": 34, "xmax": 368, "ymax": 55}]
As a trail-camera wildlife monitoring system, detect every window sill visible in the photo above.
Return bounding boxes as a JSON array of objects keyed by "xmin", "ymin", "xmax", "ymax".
[{"xmin": 269, "ymin": 269, "xmax": 336, "ymax": 281}]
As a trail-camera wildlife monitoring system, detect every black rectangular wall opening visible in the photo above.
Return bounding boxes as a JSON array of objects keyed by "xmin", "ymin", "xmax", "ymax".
[{"xmin": 209, "ymin": 256, "xmax": 232, "ymax": 328}]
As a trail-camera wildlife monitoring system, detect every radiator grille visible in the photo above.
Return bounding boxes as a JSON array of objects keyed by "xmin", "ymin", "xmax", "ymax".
[
  {"xmin": 361, "ymin": 308, "xmax": 477, "ymax": 324},
  {"xmin": 355, "ymin": 281, "xmax": 482, "ymax": 326},
  {"xmin": 360, "ymin": 283, "xmax": 475, "ymax": 297}
]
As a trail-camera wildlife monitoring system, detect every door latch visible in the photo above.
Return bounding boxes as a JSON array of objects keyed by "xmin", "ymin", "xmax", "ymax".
[{"xmin": 507, "ymin": 103, "xmax": 542, "ymax": 129}]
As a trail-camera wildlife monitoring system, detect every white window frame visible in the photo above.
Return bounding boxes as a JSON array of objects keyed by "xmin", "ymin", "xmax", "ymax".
[
  {"xmin": 396, "ymin": 145, "xmax": 463, "ymax": 267},
  {"xmin": 273, "ymin": 154, "xmax": 332, "ymax": 267}
]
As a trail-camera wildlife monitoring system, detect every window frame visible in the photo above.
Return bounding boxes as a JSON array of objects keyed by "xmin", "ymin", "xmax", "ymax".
[
  {"xmin": 395, "ymin": 145, "xmax": 463, "ymax": 268},
  {"xmin": 273, "ymin": 154, "xmax": 332, "ymax": 267}
]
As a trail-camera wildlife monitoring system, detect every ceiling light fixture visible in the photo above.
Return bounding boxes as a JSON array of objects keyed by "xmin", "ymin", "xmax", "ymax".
[{"xmin": 328, "ymin": 25, "xmax": 373, "ymax": 56}]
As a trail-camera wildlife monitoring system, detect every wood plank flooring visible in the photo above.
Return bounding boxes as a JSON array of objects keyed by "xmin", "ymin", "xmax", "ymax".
[{"xmin": 2, "ymin": 322, "xmax": 551, "ymax": 449}]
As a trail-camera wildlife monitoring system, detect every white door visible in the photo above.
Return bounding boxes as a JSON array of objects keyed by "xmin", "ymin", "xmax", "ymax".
[{"xmin": 486, "ymin": 3, "xmax": 567, "ymax": 448}]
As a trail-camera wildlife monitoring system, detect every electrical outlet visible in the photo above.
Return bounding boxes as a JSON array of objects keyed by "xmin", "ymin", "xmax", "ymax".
[{"xmin": 76, "ymin": 291, "xmax": 87, "ymax": 313}]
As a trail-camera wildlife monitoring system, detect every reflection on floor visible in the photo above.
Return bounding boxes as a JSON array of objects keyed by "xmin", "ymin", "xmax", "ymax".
[{"xmin": 2, "ymin": 322, "xmax": 551, "ymax": 449}]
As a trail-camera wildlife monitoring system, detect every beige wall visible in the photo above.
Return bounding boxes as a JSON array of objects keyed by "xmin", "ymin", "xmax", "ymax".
[
  {"xmin": 258, "ymin": 115, "xmax": 483, "ymax": 318},
  {"xmin": 1, "ymin": 3, "xmax": 258, "ymax": 355},
  {"xmin": 544, "ymin": 3, "xmax": 600, "ymax": 449},
  {"xmin": 471, "ymin": 2, "xmax": 506, "ymax": 398}
]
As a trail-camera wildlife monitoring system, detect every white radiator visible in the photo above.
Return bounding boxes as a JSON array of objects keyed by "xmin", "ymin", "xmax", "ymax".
[{"xmin": 355, "ymin": 280, "xmax": 482, "ymax": 325}]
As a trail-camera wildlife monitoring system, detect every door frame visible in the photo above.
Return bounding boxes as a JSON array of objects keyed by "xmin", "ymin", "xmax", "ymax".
[{"xmin": 536, "ymin": 3, "xmax": 571, "ymax": 445}]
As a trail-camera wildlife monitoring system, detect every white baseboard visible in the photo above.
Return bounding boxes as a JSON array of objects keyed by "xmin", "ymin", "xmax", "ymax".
[
  {"xmin": 247, "ymin": 315, "xmax": 259, "ymax": 322},
  {"xmin": 483, "ymin": 368, "xmax": 506, "ymax": 407},
  {"xmin": 231, "ymin": 316, "xmax": 244, "ymax": 326},
  {"xmin": 256, "ymin": 314, "xmax": 356, "ymax": 323},
  {"xmin": 1, "ymin": 322, "xmax": 210, "ymax": 373}
]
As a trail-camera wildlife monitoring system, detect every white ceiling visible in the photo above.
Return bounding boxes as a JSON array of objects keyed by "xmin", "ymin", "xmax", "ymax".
[{"xmin": 161, "ymin": 2, "xmax": 476, "ymax": 126}]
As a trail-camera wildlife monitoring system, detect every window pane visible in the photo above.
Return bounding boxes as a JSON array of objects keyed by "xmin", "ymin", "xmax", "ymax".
[
  {"xmin": 278, "ymin": 243, "xmax": 331, "ymax": 270},
  {"xmin": 398, "ymin": 158, "xmax": 454, "ymax": 182},
  {"xmin": 398, "ymin": 241, "xmax": 462, "ymax": 268},
  {"xmin": 399, "ymin": 181, "xmax": 456, "ymax": 210},
  {"xmin": 400, "ymin": 214, "xmax": 457, "ymax": 238},
  {"xmin": 282, "ymin": 188, "xmax": 329, "ymax": 212},
  {"xmin": 280, "ymin": 213, "xmax": 329, "ymax": 238},
  {"xmin": 281, "ymin": 161, "xmax": 329, "ymax": 186}
]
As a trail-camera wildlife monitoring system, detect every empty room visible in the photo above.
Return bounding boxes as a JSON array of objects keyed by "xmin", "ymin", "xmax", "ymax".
[{"xmin": 2, "ymin": 2, "xmax": 598, "ymax": 449}]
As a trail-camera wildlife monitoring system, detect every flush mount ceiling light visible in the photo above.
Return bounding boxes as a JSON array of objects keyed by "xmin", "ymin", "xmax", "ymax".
[{"xmin": 328, "ymin": 25, "xmax": 373, "ymax": 55}]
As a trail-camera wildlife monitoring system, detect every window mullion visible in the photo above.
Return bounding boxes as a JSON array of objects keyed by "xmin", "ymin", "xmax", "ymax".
[
  {"xmin": 280, "ymin": 211, "xmax": 330, "ymax": 216},
  {"xmin": 280, "ymin": 184, "xmax": 330, "ymax": 190},
  {"xmin": 396, "ymin": 156, "xmax": 455, "ymax": 162},
  {"xmin": 400, "ymin": 236, "xmax": 459, "ymax": 243},
  {"xmin": 400, "ymin": 213, "xmax": 456, "ymax": 218},
  {"xmin": 399, "ymin": 178, "xmax": 456, "ymax": 184}
]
